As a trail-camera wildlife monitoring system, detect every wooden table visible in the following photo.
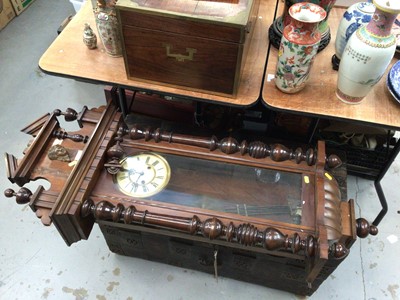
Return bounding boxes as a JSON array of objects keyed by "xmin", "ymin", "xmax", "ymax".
[
  {"xmin": 262, "ymin": 2, "xmax": 400, "ymax": 130},
  {"xmin": 39, "ymin": 0, "xmax": 399, "ymax": 226},
  {"xmin": 39, "ymin": 0, "xmax": 274, "ymax": 107}
]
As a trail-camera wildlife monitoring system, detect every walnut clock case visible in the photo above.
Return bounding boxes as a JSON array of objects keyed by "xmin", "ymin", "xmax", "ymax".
[{"xmin": 4, "ymin": 103, "xmax": 378, "ymax": 296}]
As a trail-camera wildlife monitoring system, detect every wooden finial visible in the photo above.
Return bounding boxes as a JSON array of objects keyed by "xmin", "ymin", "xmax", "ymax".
[
  {"xmin": 329, "ymin": 242, "xmax": 349, "ymax": 260},
  {"xmin": 4, "ymin": 187, "xmax": 32, "ymax": 204},
  {"xmin": 356, "ymin": 218, "xmax": 378, "ymax": 238},
  {"xmin": 326, "ymin": 154, "xmax": 342, "ymax": 169}
]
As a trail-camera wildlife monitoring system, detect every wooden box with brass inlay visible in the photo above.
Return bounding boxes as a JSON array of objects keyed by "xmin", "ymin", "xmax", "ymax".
[{"xmin": 116, "ymin": 0, "xmax": 260, "ymax": 96}]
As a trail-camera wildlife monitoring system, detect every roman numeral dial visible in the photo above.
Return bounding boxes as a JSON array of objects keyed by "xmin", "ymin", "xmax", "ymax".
[{"xmin": 115, "ymin": 152, "xmax": 171, "ymax": 198}]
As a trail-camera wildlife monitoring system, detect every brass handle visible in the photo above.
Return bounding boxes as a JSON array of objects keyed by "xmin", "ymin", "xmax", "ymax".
[{"xmin": 163, "ymin": 43, "xmax": 197, "ymax": 62}]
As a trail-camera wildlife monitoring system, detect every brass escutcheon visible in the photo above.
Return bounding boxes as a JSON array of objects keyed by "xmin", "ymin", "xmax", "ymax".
[{"xmin": 163, "ymin": 43, "xmax": 197, "ymax": 62}]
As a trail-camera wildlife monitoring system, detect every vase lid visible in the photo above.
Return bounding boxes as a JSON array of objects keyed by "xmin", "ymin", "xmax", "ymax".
[{"xmin": 373, "ymin": 0, "xmax": 400, "ymax": 14}]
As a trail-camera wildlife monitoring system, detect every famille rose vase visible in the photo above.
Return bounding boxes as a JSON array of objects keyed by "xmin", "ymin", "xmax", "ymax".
[
  {"xmin": 94, "ymin": 0, "xmax": 122, "ymax": 57},
  {"xmin": 275, "ymin": 3, "xmax": 326, "ymax": 93},
  {"xmin": 269, "ymin": 0, "xmax": 335, "ymax": 52},
  {"xmin": 336, "ymin": 0, "xmax": 400, "ymax": 104},
  {"xmin": 332, "ymin": 1, "xmax": 375, "ymax": 70}
]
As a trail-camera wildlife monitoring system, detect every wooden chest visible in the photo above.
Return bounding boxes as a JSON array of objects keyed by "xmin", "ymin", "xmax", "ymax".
[{"xmin": 116, "ymin": 0, "xmax": 260, "ymax": 96}]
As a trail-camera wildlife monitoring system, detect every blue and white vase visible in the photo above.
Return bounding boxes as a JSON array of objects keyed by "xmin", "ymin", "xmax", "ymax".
[
  {"xmin": 336, "ymin": 0, "xmax": 400, "ymax": 104},
  {"xmin": 332, "ymin": 1, "xmax": 375, "ymax": 69}
]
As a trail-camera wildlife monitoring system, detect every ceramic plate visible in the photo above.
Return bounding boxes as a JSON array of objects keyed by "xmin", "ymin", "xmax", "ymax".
[
  {"xmin": 395, "ymin": 18, "xmax": 400, "ymax": 53},
  {"xmin": 387, "ymin": 73, "xmax": 400, "ymax": 104},
  {"xmin": 388, "ymin": 61, "xmax": 400, "ymax": 99}
]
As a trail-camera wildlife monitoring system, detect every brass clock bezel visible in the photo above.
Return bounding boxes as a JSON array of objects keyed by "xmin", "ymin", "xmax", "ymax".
[{"xmin": 114, "ymin": 152, "xmax": 171, "ymax": 198}]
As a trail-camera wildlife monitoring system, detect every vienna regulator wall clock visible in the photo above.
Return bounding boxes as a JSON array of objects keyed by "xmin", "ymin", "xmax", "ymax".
[{"xmin": 4, "ymin": 102, "xmax": 378, "ymax": 296}]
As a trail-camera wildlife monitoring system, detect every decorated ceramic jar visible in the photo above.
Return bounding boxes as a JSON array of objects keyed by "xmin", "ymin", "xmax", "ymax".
[
  {"xmin": 83, "ymin": 23, "xmax": 97, "ymax": 49},
  {"xmin": 336, "ymin": 0, "xmax": 400, "ymax": 104},
  {"xmin": 275, "ymin": 3, "xmax": 326, "ymax": 93},
  {"xmin": 332, "ymin": 1, "xmax": 375, "ymax": 69}
]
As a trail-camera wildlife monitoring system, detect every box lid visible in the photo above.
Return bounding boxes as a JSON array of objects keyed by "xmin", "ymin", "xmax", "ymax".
[{"xmin": 117, "ymin": 0, "xmax": 254, "ymax": 27}]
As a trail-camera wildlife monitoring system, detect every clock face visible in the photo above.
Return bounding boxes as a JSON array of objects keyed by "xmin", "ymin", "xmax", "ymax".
[{"xmin": 115, "ymin": 152, "xmax": 171, "ymax": 198}]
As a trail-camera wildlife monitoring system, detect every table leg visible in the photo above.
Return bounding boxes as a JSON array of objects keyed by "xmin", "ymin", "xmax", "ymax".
[
  {"xmin": 307, "ymin": 117, "xmax": 320, "ymax": 144},
  {"xmin": 194, "ymin": 102, "xmax": 204, "ymax": 127},
  {"xmin": 373, "ymin": 137, "xmax": 400, "ymax": 226},
  {"xmin": 117, "ymin": 87, "xmax": 128, "ymax": 119}
]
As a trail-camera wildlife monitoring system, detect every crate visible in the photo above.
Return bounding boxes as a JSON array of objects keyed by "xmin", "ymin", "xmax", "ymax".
[
  {"xmin": 0, "ymin": 0, "xmax": 16, "ymax": 31},
  {"xmin": 10, "ymin": 0, "xmax": 35, "ymax": 15},
  {"xmin": 326, "ymin": 142, "xmax": 394, "ymax": 180}
]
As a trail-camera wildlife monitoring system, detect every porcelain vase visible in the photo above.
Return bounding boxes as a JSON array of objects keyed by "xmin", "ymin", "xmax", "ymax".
[
  {"xmin": 332, "ymin": 1, "xmax": 375, "ymax": 70},
  {"xmin": 336, "ymin": 0, "xmax": 400, "ymax": 104},
  {"xmin": 275, "ymin": 2, "xmax": 326, "ymax": 93},
  {"xmin": 269, "ymin": 0, "xmax": 336, "ymax": 52},
  {"xmin": 94, "ymin": 0, "xmax": 122, "ymax": 57}
]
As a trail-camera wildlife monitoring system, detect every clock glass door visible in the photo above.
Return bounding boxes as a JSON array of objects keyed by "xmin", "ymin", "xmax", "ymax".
[{"xmin": 119, "ymin": 152, "xmax": 315, "ymax": 227}]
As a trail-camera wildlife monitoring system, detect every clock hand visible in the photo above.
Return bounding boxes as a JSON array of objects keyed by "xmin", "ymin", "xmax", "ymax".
[
  {"xmin": 135, "ymin": 171, "xmax": 144, "ymax": 183},
  {"xmin": 129, "ymin": 168, "xmax": 140, "ymax": 175},
  {"xmin": 119, "ymin": 166, "xmax": 136, "ymax": 173},
  {"xmin": 119, "ymin": 166, "xmax": 140, "ymax": 175}
]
